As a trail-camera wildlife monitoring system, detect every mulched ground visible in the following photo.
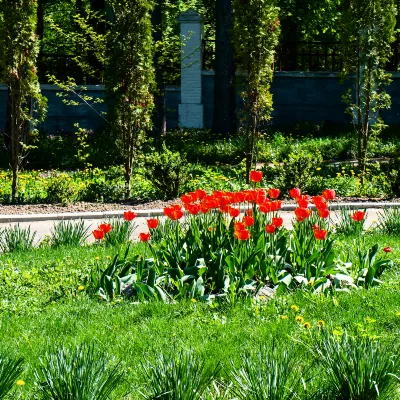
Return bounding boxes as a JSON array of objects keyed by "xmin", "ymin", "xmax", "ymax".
[{"xmin": 0, "ymin": 197, "xmax": 399, "ymax": 215}]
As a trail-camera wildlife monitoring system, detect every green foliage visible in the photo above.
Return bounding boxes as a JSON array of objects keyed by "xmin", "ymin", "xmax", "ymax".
[
  {"xmin": 340, "ymin": 0, "xmax": 397, "ymax": 180},
  {"xmin": 309, "ymin": 330, "xmax": 400, "ymax": 399},
  {"xmin": 103, "ymin": 219, "xmax": 136, "ymax": 247},
  {"xmin": 0, "ymin": 0, "xmax": 47, "ymax": 200},
  {"xmin": 106, "ymin": 0, "xmax": 155, "ymax": 198},
  {"xmin": 230, "ymin": 343, "xmax": 306, "ymax": 400},
  {"xmin": 145, "ymin": 143, "xmax": 189, "ymax": 199},
  {"xmin": 0, "ymin": 224, "xmax": 36, "ymax": 253},
  {"xmin": 46, "ymin": 173, "xmax": 80, "ymax": 205},
  {"xmin": 376, "ymin": 208, "xmax": 400, "ymax": 235},
  {"xmin": 233, "ymin": 0, "xmax": 281, "ymax": 182},
  {"xmin": 0, "ymin": 351, "xmax": 24, "ymax": 399},
  {"xmin": 139, "ymin": 350, "xmax": 220, "ymax": 400},
  {"xmin": 334, "ymin": 208, "xmax": 366, "ymax": 236},
  {"xmin": 50, "ymin": 220, "xmax": 90, "ymax": 248},
  {"xmin": 33, "ymin": 344, "xmax": 124, "ymax": 400}
]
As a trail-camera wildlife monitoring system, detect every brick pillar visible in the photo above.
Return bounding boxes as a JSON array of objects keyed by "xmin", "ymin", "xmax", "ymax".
[{"xmin": 177, "ymin": 9, "xmax": 204, "ymax": 128}]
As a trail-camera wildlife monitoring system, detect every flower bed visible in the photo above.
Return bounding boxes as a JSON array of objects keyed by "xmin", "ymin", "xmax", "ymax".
[{"xmin": 90, "ymin": 171, "xmax": 393, "ymax": 302}]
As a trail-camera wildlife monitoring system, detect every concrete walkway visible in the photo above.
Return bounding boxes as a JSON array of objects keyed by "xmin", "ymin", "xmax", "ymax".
[{"xmin": 0, "ymin": 208, "xmax": 384, "ymax": 245}]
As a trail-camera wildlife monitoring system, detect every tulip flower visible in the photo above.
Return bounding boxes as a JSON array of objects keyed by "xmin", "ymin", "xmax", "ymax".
[
  {"xmin": 234, "ymin": 222, "xmax": 246, "ymax": 231},
  {"xmin": 92, "ymin": 229, "xmax": 105, "ymax": 240},
  {"xmin": 266, "ymin": 224, "xmax": 276, "ymax": 234},
  {"xmin": 234, "ymin": 229, "xmax": 251, "ymax": 240},
  {"xmin": 123, "ymin": 210, "xmax": 136, "ymax": 221},
  {"xmin": 314, "ymin": 229, "xmax": 327, "ymax": 240},
  {"xmin": 99, "ymin": 223, "xmax": 112, "ymax": 234},
  {"xmin": 318, "ymin": 209, "xmax": 330, "ymax": 219},
  {"xmin": 147, "ymin": 219, "xmax": 159, "ymax": 229},
  {"xmin": 289, "ymin": 188, "xmax": 301, "ymax": 199},
  {"xmin": 243, "ymin": 216, "xmax": 255, "ymax": 227},
  {"xmin": 250, "ymin": 170, "xmax": 263, "ymax": 183},
  {"xmin": 351, "ymin": 211, "xmax": 365, "ymax": 222},
  {"xmin": 322, "ymin": 189, "xmax": 336, "ymax": 201},
  {"xmin": 268, "ymin": 188, "xmax": 280, "ymax": 199},
  {"xmin": 383, "ymin": 246, "xmax": 392, "ymax": 253},
  {"xmin": 272, "ymin": 217, "xmax": 283, "ymax": 227},
  {"xmin": 229, "ymin": 208, "xmax": 240, "ymax": 218},
  {"xmin": 139, "ymin": 232, "xmax": 151, "ymax": 242}
]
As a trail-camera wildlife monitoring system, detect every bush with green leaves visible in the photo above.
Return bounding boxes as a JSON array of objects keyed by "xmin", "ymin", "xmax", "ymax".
[
  {"xmin": 46, "ymin": 174, "xmax": 79, "ymax": 205},
  {"xmin": 0, "ymin": 225, "xmax": 36, "ymax": 253},
  {"xmin": 33, "ymin": 344, "xmax": 123, "ymax": 400},
  {"xmin": 145, "ymin": 143, "xmax": 189, "ymax": 199},
  {"xmin": 50, "ymin": 220, "xmax": 90, "ymax": 247},
  {"xmin": 139, "ymin": 350, "xmax": 220, "ymax": 400},
  {"xmin": 308, "ymin": 330, "xmax": 400, "ymax": 400},
  {"xmin": 0, "ymin": 352, "xmax": 24, "ymax": 399}
]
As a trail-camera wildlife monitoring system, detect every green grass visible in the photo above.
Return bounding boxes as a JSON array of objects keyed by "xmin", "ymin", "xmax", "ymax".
[{"xmin": 0, "ymin": 235, "xmax": 399, "ymax": 398}]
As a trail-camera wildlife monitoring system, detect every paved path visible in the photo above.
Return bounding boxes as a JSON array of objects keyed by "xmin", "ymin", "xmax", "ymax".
[{"xmin": 0, "ymin": 209, "xmax": 382, "ymax": 245}]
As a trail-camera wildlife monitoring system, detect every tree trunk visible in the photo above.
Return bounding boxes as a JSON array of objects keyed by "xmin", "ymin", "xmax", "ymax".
[
  {"xmin": 212, "ymin": 0, "xmax": 236, "ymax": 135},
  {"xmin": 151, "ymin": 0, "xmax": 166, "ymax": 144}
]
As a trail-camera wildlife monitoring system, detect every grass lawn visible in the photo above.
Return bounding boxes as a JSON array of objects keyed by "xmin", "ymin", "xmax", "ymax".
[{"xmin": 0, "ymin": 234, "xmax": 399, "ymax": 398}]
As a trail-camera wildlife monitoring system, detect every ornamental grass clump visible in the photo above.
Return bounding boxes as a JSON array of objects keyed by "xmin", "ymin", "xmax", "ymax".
[
  {"xmin": 50, "ymin": 220, "xmax": 90, "ymax": 247},
  {"xmin": 33, "ymin": 344, "xmax": 123, "ymax": 400},
  {"xmin": 229, "ymin": 343, "xmax": 307, "ymax": 400},
  {"xmin": 334, "ymin": 208, "xmax": 367, "ymax": 236},
  {"xmin": 0, "ymin": 352, "xmax": 24, "ymax": 399},
  {"xmin": 139, "ymin": 350, "xmax": 220, "ymax": 400},
  {"xmin": 308, "ymin": 330, "xmax": 400, "ymax": 400},
  {"xmin": 0, "ymin": 224, "xmax": 36, "ymax": 253},
  {"xmin": 375, "ymin": 207, "xmax": 400, "ymax": 235}
]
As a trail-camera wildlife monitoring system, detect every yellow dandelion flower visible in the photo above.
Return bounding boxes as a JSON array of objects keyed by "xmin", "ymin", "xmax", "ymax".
[
  {"xmin": 333, "ymin": 329, "xmax": 343, "ymax": 336},
  {"xmin": 78, "ymin": 285, "xmax": 85, "ymax": 291},
  {"xmin": 191, "ymin": 298, "xmax": 197, "ymax": 303},
  {"xmin": 316, "ymin": 167, "xmax": 321, "ymax": 171},
  {"xmin": 295, "ymin": 316, "xmax": 304, "ymax": 324},
  {"xmin": 366, "ymin": 317, "xmax": 376, "ymax": 324},
  {"xmin": 280, "ymin": 315, "xmax": 288, "ymax": 320},
  {"xmin": 396, "ymin": 312, "xmax": 400, "ymax": 317},
  {"xmin": 303, "ymin": 322, "xmax": 311, "ymax": 329},
  {"xmin": 290, "ymin": 305, "xmax": 299, "ymax": 312},
  {"xmin": 16, "ymin": 380, "xmax": 25, "ymax": 386},
  {"xmin": 317, "ymin": 320, "xmax": 325, "ymax": 327},
  {"xmin": 95, "ymin": 256, "xmax": 100, "ymax": 261}
]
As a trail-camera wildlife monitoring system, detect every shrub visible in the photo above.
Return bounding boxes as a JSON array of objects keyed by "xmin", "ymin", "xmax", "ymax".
[
  {"xmin": 33, "ymin": 344, "xmax": 123, "ymax": 400},
  {"xmin": 50, "ymin": 220, "xmax": 90, "ymax": 247},
  {"xmin": 0, "ymin": 225, "xmax": 36, "ymax": 253},
  {"xmin": 309, "ymin": 330, "xmax": 400, "ymax": 400},
  {"xmin": 145, "ymin": 143, "xmax": 188, "ymax": 199},
  {"xmin": 139, "ymin": 350, "xmax": 220, "ymax": 400},
  {"xmin": 0, "ymin": 352, "xmax": 24, "ymax": 399},
  {"xmin": 46, "ymin": 174, "xmax": 79, "ymax": 205}
]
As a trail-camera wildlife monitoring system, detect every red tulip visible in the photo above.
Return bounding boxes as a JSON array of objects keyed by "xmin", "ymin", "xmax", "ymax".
[
  {"xmin": 268, "ymin": 188, "xmax": 280, "ymax": 199},
  {"xmin": 243, "ymin": 216, "xmax": 254, "ymax": 227},
  {"xmin": 296, "ymin": 195, "xmax": 309, "ymax": 209},
  {"xmin": 294, "ymin": 207, "xmax": 312, "ymax": 222},
  {"xmin": 195, "ymin": 189, "xmax": 207, "ymax": 200},
  {"xmin": 170, "ymin": 209, "xmax": 184, "ymax": 220},
  {"xmin": 124, "ymin": 210, "xmax": 137, "ymax": 221},
  {"xmin": 99, "ymin": 223, "xmax": 112, "ymax": 234},
  {"xmin": 318, "ymin": 208, "xmax": 330, "ymax": 219},
  {"xmin": 250, "ymin": 170, "xmax": 263, "ymax": 183},
  {"xmin": 312, "ymin": 224, "xmax": 320, "ymax": 230},
  {"xmin": 147, "ymin": 219, "xmax": 159, "ymax": 229},
  {"xmin": 139, "ymin": 232, "xmax": 151, "ymax": 242},
  {"xmin": 234, "ymin": 192, "xmax": 246, "ymax": 203},
  {"xmin": 289, "ymin": 188, "xmax": 301, "ymax": 199},
  {"xmin": 322, "ymin": 189, "xmax": 336, "ymax": 201},
  {"xmin": 383, "ymin": 246, "xmax": 392, "ymax": 253},
  {"xmin": 186, "ymin": 204, "xmax": 201, "ymax": 215},
  {"xmin": 180, "ymin": 194, "xmax": 193, "ymax": 204},
  {"xmin": 92, "ymin": 229, "xmax": 105, "ymax": 240},
  {"xmin": 266, "ymin": 224, "xmax": 277, "ymax": 234},
  {"xmin": 314, "ymin": 229, "xmax": 327, "ymax": 240},
  {"xmin": 234, "ymin": 222, "xmax": 246, "ymax": 231},
  {"xmin": 170, "ymin": 204, "xmax": 183, "ymax": 211},
  {"xmin": 234, "ymin": 229, "xmax": 251, "ymax": 240},
  {"xmin": 270, "ymin": 200, "xmax": 282, "ymax": 211},
  {"xmin": 229, "ymin": 208, "xmax": 240, "ymax": 218},
  {"xmin": 351, "ymin": 211, "xmax": 365, "ymax": 222},
  {"xmin": 272, "ymin": 217, "xmax": 283, "ymax": 227},
  {"xmin": 164, "ymin": 207, "xmax": 173, "ymax": 217},
  {"xmin": 259, "ymin": 203, "xmax": 272, "ymax": 213},
  {"xmin": 245, "ymin": 209, "xmax": 253, "ymax": 216}
]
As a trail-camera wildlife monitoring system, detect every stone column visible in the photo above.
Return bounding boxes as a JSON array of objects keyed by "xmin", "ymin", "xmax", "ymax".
[{"xmin": 177, "ymin": 9, "xmax": 204, "ymax": 128}]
